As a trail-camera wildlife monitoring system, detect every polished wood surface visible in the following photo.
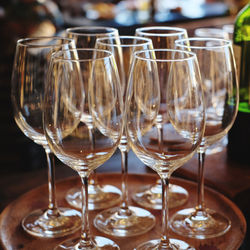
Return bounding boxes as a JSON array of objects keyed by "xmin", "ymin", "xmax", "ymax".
[
  {"xmin": 177, "ymin": 149, "xmax": 250, "ymax": 203},
  {"xmin": 0, "ymin": 173, "xmax": 246, "ymax": 250}
]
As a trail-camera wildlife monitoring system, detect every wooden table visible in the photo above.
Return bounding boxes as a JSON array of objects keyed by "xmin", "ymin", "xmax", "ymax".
[
  {"xmin": 0, "ymin": 173, "xmax": 246, "ymax": 250},
  {"xmin": 177, "ymin": 149, "xmax": 250, "ymax": 207}
]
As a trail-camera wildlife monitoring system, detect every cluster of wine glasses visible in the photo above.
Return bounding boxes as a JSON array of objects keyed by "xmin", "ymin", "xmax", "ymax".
[{"xmin": 11, "ymin": 25, "xmax": 238, "ymax": 249}]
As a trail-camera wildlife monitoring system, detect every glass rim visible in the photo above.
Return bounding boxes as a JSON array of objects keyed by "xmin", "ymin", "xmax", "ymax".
[
  {"xmin": 135, "ymin": 26, "xmax": 187, "ymax": 37},
  {"xmin": 96, "ymin": 36, "xmax": 152, "ymax": 47},
  {"xmin": 175, "ymin": 37, "xmax": 232, "ymax": 49},
  {"xmin": 134, "ymin": 48, "xmax": 197, "ymax": 62},
  {"xmin": 17, "ymin": 36, "xmax": 74, "ymax": 48},
  {"xmin": 52, "ymin": 48, "xmax": 113, "ymax": 62},
  {"xmin": 66, "ymin": 26, "xmax": 118, "ymax": 36}
]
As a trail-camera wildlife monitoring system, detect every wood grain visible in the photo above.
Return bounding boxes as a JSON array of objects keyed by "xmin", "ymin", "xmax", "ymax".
[{"xmin": 0, "ymin": 173, "xmax": 246, "ymax": 250}]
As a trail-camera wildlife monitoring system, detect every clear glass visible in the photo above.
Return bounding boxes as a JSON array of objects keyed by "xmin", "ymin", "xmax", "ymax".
[
  {"xmin": 94, "ymin": 36, "xmax": 156, "ymax": 237},
  {"xmin": 64, "ymin": 26, "xmax": 122, "ymax": 210},
  {"xmin": 126, "ymin": 49, "xmax": 205, "ymax": 249},
  {"xmin": 171, "ymin": 38, "xmax": 239, "ymax": 239},
  {"xmin": 10, "ymin": 37, "xmax": 81, "ymax": 238},
  {"xmin": 194, "ymin": 26, "xmax": 230, "ymax": 155},
  {"xmin": 44, "ymin": 48, "xmax": 123, "ymax": 249},
  {"xmin": 132, "ymin": 26, "xmax": 190, "ymax": 210},
  {"xmin": 194, "ymin": 28, "xmax": 230, "ymax": 39},
  {"xmin": 135, "ymin": 26, "xmax": 188, "ymax": 50}
]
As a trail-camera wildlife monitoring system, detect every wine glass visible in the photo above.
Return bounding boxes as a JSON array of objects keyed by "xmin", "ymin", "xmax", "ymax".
[
  {"xmin": 44, "ymin": 48, "xmax": 123, "ymax": 249},
  {"xmin": 10, "ymin": 37, "xmax": 81, "ymax": 238},
  {"xmin": 126, "ymin": 48, "xmax": 205, "ymax": 249},
  {"xmin": 64, "ymin": 26, "xmax": 122, "ymax": 210},
  {"xmin": 94, "ymin": 36, "xmax": 156, "ymax": 237},
  {"xmin": 194, "ymin": 27, "xmax": 231, "ymax": 155},
  {"xmin": 170, "ymin": 37, "xmax": 239, "ymax": 239},
  {"xmin": 132, "ymin": 26, "xmax": 189, "ymax": 210}
]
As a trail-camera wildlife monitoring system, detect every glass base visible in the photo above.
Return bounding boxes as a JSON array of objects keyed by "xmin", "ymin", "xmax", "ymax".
[
  {"xmin": 22, "ymin": 208, "xmax": 81, "ymax": 238},
  {"xmin": 132, "ymin": 182, "xmax": 188, "ymax": 210},
  {"xmin": 135, "ymin": 239, "xmax": 195, "ymax": 250},
  {"xmin": 170, "ymin": 208, "xmax": 231, "ymax": 239},
  {"xmin": 55, "ymin": 236, "xmax": 120, "ymax": 250},
  {"xmin": 66, "ymin": 184, "xmax": 121, "ymax": 210},
  {"xmin": 94, "ymin": 206, "xmax": 155, "ymax": 237}
]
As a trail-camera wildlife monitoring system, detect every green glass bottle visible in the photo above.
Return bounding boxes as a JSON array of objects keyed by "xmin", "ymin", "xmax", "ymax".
[{"xmin": 228, "ymin": 3, "xmax": 250, "ymax": 165}]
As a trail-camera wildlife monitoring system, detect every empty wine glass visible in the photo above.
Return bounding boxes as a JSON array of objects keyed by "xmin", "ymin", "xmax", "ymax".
[
  {"xmin": 94, "ymin": 36, "xmax": 156, "ymax": 237},
  {"xmin": 194, "ymin": 27, "xmax": 231, "ymax": 155},
  {"xmin": 135, "ymin": 26, "xmax": 188, "ymax": 50},
  {"xmin": 44, "ymin": 48, "xmax": 123, "ymax": 249},
  {"xmin": 132, "ymin": 26, "xmax": 190, "ymax": 210},
  {"xmin": 64, "ymin": 26, "xmax": 122, "ymax": 210},
  {"xmin": 11, "ymin": 37, "xmax": 81, "ymax": 238},
  {"xmin": 171, "ymin": 37, "xmax": 239, "ymax": 239},
  {"xmin": 126, "ymin": 48, "xmax": 205, "ymax": 249}
]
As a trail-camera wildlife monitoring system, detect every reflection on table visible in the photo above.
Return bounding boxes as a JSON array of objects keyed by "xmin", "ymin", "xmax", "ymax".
[{"xmin": 0, "ymin": 173, "xmax": 246, "ymax": 250}]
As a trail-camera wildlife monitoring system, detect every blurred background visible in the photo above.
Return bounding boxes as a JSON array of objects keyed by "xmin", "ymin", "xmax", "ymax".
[{"xmin": 0, "ymin": 0, "xmax": 247, "ymax": 67}]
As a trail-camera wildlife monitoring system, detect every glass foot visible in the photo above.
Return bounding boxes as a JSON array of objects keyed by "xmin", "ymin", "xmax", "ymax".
[
  {"xmin": 170, "ymin": 208, "xmax": 231, "ymax": 239},
  {"xmin": 66, "ymin": 184, "xmax": 121, "ymax": 210},
  {"xmin": 94, "ymin": 206, "xmax": 155, "ymax": 237},
  {"xmin": 55, "ymin": 236, "xmax": 120, "ymax": 250},
  {"xmin": 132, "ymin": 182, "xmax": 188, "ymax": 209},
  {"xmin": 135, "ymin": 239, "xmax": 195, "ymax": 250},
  {"xmin": 22, "ymin": 208, "xmax": 81, "ymax": 238}
]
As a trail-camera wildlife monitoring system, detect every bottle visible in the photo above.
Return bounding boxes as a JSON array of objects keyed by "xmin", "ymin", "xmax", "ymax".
[{"xmin": 227, "ymin": 3, "xmax": 250, "ymax": 165}]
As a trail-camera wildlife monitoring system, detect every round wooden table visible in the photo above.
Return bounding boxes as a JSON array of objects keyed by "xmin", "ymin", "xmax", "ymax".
[{"xmin": 0, "ymin": 173, "xmax": 246, "ymax": 250}]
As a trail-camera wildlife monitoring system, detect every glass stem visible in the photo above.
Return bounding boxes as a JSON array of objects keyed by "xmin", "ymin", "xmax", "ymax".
[
  {"xmin": 79, "ymin": 175, "xmax": 94, "ymax": 249},
  {"xmin": 119, "ymin": 135, "xmax": 131, "ymax": 214},
  {"xmin": 88, "ymin": 126, "xmax": 98, "ymax": 186},
  {"xmin": 89, "ymin": 172, "xmax": 97, "ymax": 186},
  {"xmin": 156, "ymin": 114, "xmax": 163, "ymax": 151},
  {"xmin": 120, "ymin": 149, "xmax": 129, "ymax": 209},
  {"xmin": 44, "ymin": 147, "xmax": 60, "ymax": 217},
  {"xmin": 155, "ymin": 115, "xmax": 163, "ymax": 187},
  {"xmin": 197, "ymin": 151, "xmax": 206, "ymax": 213},
  {"xmin": 159, "ymin": 176, "xmax": 171, "ymax": 249}
]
